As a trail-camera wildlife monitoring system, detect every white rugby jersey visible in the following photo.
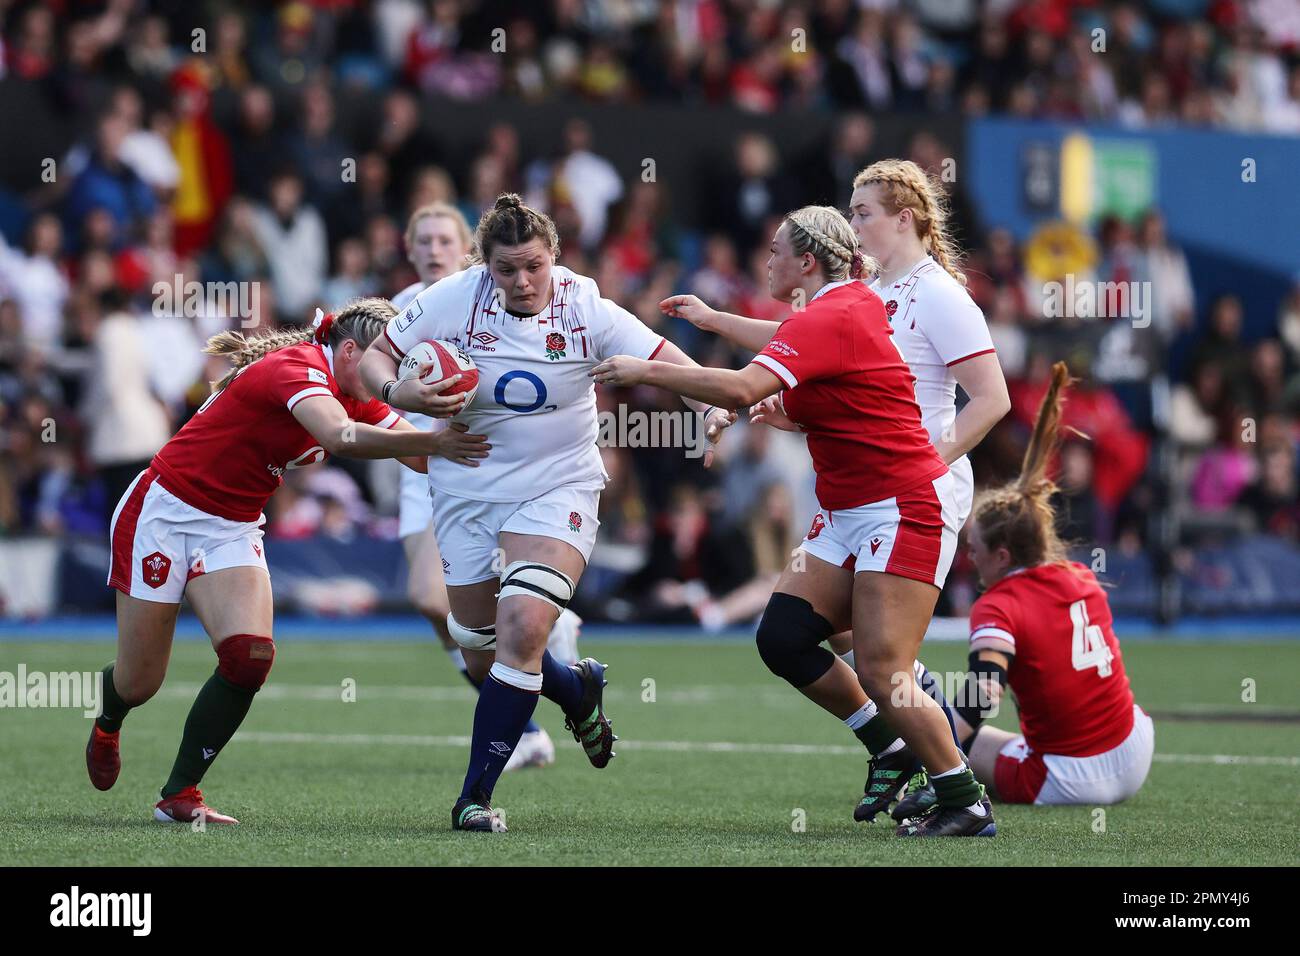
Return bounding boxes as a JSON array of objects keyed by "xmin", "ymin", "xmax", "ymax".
[
  {"xmin": 390, "ymin": 280, "xmax": 436, "ymax": 432},
  {"xmin": 384, "ymin": 264, "xmax": 665, "ymax": 502},
  {"xmin": 868, "ymin": 255, "xmax": 995, "ymax": 444}
]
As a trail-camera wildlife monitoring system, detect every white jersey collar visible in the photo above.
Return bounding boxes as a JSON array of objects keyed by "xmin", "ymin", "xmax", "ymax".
[
  {"xmin": 879, "ymin": 254, "xmax": 932, "ymax": 289},
  {"xmin": 811, "ymin": 279, "xmax": 855, "ymax": 301}
]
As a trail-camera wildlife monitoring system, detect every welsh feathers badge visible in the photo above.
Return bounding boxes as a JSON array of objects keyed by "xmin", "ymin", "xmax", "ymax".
[
  {"xmin": 142, "ymin": 551, "xmax": 172, "ymax": 588},
  {"xmin": 545, "ymin": 332, "xmax": 567, "ymax": 361}
]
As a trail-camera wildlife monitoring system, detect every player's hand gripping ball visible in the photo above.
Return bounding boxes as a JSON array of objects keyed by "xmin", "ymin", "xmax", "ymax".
[{"xmin": 399, "ymin": 340, "xmax": 480, "ymax": 409}]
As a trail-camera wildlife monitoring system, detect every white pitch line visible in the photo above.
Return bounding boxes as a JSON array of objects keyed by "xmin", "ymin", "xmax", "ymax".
[
  {"xmin": 158, "ymin": 682, "xmax": 795, "ymax": 705},
  {"xmin": 232, "ymin": 730, "xmax": 1300, "ymax": 767}
]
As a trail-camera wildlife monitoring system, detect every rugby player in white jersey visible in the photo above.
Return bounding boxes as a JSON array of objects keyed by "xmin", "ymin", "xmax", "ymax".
[
  {"xmin": 662, "ymin": 159, "xmax": 1009, "ymax": 824},
  {"xmin": 391, "ymin": 202, "xmax": 579, "ymax": 772},
  {"xmin": 361, "ymin": 194, "xmax": 734, "ymax": 831}
]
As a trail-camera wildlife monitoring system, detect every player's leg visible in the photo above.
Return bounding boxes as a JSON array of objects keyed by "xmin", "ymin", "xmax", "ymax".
[
  {"xmin": 406, "ymin": 523, "xmax": 556, "ymax": 769},
  {"xmin": 92, "ymin": 469, "xmax": 184, "ymax": 791},
  {"xmin": 451, "ymin": 533, "xmax": 591, "ymax": 831},
  {"xmin": 829, "ymin": 631, "xmax": 960, "ymax": 746},
  {"xmin": 87, "ymin": 591, "xmax": 180, "ymax": 791},
  {"xmin": 851, "ymin": 571, "xmax": 993, "ymax": 836},
  {"xmin": 498, "ymin": 490, "xmax": 603, "ymax": 759},
  {"xmin": 152, "ymin": 564, "xmax": 275, "ymax": 825},
  {"xmin": 756, "ymin": 522, "xmax": 922, "ymax": 822},
  {"xmin": 756, "ymin": 553, "xmax": 858, "ymax": 716},
  {"xmin": 964, "ymin": 726, "xmax": 1014, "ymax": 799}
]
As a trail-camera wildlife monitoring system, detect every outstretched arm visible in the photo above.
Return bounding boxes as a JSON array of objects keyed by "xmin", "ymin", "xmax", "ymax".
[
  {"xmin": 660, "ymin": 294, "xmax": 781, "ymax": 353},
  {"xmin": 591, "ymin": 354, "xmax": 783, "ymax": 410},
  {"xmin": 651, "ymin": 339, "xmax": 740, "ymax": 467},
  {"xmin": 292, "ymin": 396, "xmax": 490, "ymax": 467}
]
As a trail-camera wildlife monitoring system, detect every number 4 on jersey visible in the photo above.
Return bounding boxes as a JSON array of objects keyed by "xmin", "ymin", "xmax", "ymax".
[{"xmin": 1070, "ymin": 599, "xmax": 1113, "ymax": 677}]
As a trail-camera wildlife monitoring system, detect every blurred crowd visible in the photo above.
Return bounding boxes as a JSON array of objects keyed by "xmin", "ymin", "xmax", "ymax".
[{"xmin": 1, "ymin": 1, "xmax": 1298, "ymax": 620}]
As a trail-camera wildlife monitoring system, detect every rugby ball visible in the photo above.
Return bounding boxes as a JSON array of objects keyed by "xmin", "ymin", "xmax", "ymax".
[{"xmin": 398, "ymin": 340, "xmax": 479, "ymax": 407}]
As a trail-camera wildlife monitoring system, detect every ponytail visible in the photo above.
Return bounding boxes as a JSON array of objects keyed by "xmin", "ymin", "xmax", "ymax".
[{"xmin": 972, "ymin": 362, "xmax": 1080, "ymax": 568}]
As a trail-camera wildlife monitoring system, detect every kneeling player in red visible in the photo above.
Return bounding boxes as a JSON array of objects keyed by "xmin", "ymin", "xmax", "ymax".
[
  {"xmin": 897, "ymin": 363, "xmax": 1153, "ymax": 816},
  {"xmin": 86, "ymin": 299, "xmax": 472, "ymax": 824}
]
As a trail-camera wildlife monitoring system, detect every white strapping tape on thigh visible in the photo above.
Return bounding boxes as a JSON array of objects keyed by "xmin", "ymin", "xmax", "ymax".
[{"xmin": 497, "ymin": 560, "xmax": 575, "ymax": 611}]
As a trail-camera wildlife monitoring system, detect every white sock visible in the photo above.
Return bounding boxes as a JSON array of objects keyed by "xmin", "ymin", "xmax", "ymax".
[
  {"xmin": 488, "ymin": 661, "xmax": 543, "ymax": 692},
  {"xmin": 843, "ymin": 700, "xmax": 877, "ymax": 731},
  {"xmin": 839, "ymin": 648, "xmax": 856, "ymax": 670},
  {"xmin": 446, "ymin": 646, "xmax": 467, "ymax": 672},
  {"xmin": 879, "ymin": 737, "xmax": 906, "ymax": 756}
]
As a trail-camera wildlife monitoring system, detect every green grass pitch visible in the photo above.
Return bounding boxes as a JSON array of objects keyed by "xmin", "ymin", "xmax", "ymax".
[{"xmin": 1, "ymin": 635, "xmax": 1297, "ymax": 866}]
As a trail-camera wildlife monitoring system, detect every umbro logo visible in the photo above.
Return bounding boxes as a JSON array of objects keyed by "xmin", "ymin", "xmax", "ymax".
[
  {"xmin": 870, "ymin": 537, "xmax": 883, "ymax": 555},
  {"xmin": 489, "ymin": 741, "xmax": 512, "ymax": 756},
  {"xmin": 469, "ymin": 331, "xmax": 499, "ymax": 351}
]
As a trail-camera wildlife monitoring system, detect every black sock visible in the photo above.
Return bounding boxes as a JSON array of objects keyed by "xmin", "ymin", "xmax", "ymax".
[
  {"xmin": 95, "ymin": 664, "xmax": 131, "ymax": 734},
  {"xmin": 458, "ymin": 663, "xmax": 542, "ymax": 733},
  {"xmin": 539, "ymin": 650, "xmax": 583, "ymax": 716},
  {"xmin": 161, "ymin": 670, "xmax": 256, "ymax": 798}
]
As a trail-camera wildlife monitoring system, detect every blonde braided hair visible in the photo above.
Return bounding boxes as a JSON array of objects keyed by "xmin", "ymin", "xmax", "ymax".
[
  {"xmin": 782, "ymin": 205, "xmax": 875, "ymax": 282},
  {"xmin": 204, "ymin": 297, "xmax": 396, "ymax": 392},
  {"xmin": 853, "ymin": 159, "xmax": 966, "ymax": 287}
]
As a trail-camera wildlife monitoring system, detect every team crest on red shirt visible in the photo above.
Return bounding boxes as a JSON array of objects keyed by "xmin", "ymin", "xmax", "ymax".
[
  {"xmin": 545, "ymin": 332, "xmax": 567, "ymax": 361},
  {"xmin": 884, "ymin": 300, "xmax": 898, "ymax": 317},
  {"xmin": 568, "ymin": 511, "xmax": 582, "ymax": 532},
  {"xmin": 142, "ymin": 551, "xmax": 172, "ymax": 588},
  {"xmin": 807, "ymin": 513, "xmax": 825, "ymax": 539}
]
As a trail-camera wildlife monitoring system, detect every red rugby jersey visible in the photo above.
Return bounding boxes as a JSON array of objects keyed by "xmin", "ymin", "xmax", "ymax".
[
  {"xmin": 969, "ymin": 562, "xmax": 1136, "ymax": 757},
  {"xmin": 151, "ymin": 342, "xmax": 398, "ymax": 521},
  {"xmin": 751, "ymin": 282, "xmax": 947, "ymax": 510}
]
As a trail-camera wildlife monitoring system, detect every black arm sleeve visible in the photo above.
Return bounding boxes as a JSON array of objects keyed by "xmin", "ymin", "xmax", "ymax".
[{"xmin": 953, "ymin": 653, "xmax": 1010, "ymax": 731}]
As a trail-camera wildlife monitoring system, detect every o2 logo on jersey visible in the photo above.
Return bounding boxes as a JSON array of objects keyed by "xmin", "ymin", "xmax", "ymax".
[{"xmin": 493, "ymin": 370, "xmax": 552, "ymax": 413}]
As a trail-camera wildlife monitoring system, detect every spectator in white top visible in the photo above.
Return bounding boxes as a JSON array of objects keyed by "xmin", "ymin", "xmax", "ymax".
[
  {"xmin": 82, "ymin": 308, "xmax": 172, "ymax": 517},
  {"xmin": 1136, "ymin": 210, "xmax": 1194, "ymax": 344},
  {"xmin": 554, "ymin": 119, "xmax": 623, "ymax": 252},
  {"xmin": 0, "ymin": 214, "xmax": 69, "ymax": 351},
  {"xmin": 251, "ymin": 170, "xmax": 327, "ymax": 316}
]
